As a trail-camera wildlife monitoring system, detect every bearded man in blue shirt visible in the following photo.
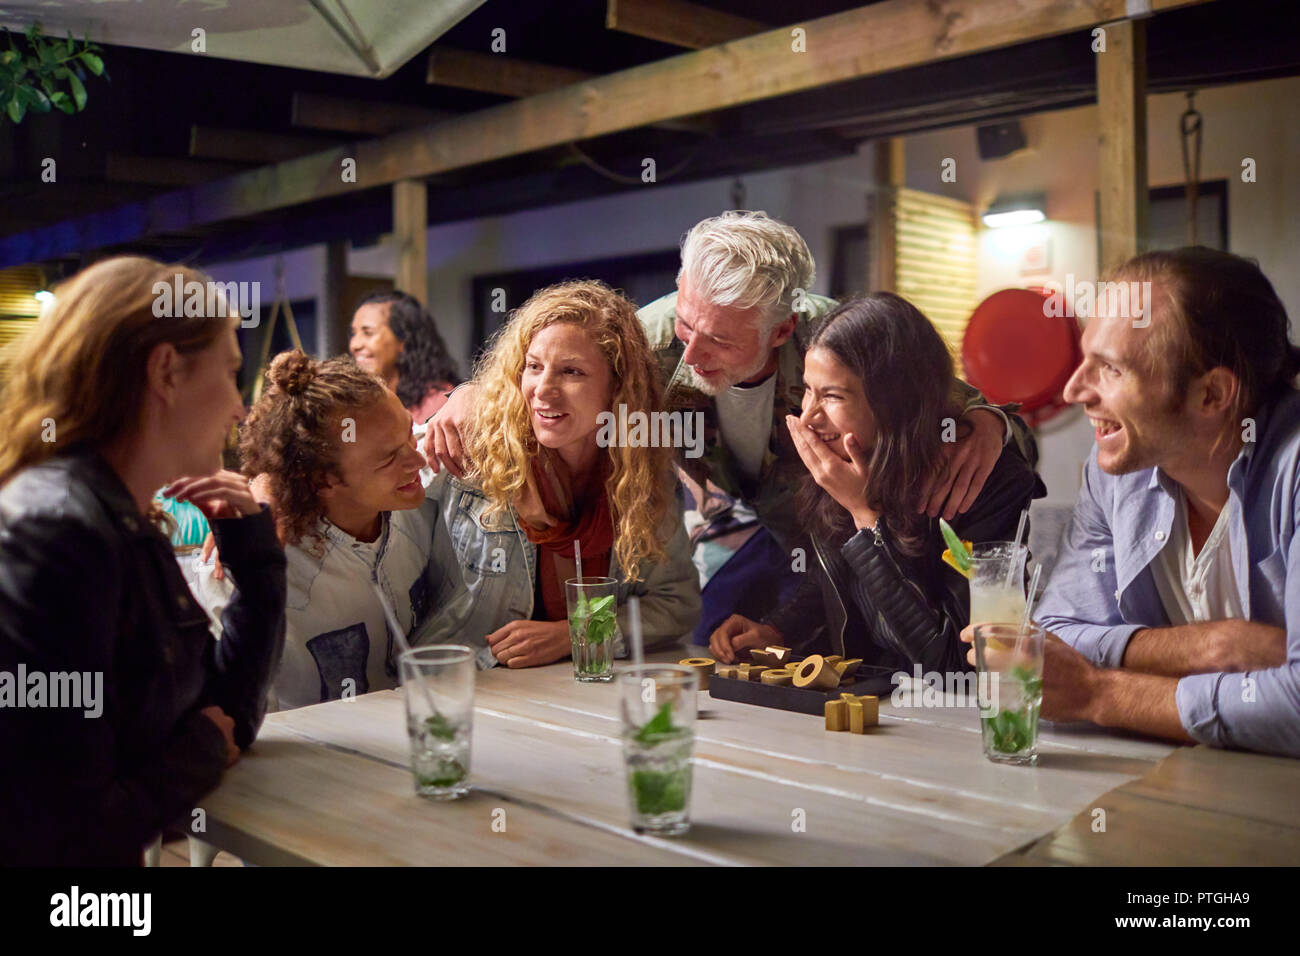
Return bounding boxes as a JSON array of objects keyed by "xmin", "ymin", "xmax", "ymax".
[{"xmin": 965, "ymin": 246, "xmax": 1300, "ymax": 758}]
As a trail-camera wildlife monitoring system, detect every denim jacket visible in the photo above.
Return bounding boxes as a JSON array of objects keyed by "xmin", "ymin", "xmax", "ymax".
[
  {"xmin": 413, "ymin": 470, "xmax": 701, "ymax": 656},
  {"xmin": 197, "ymin": 499, "xmax": 463, "ymax": 710}
]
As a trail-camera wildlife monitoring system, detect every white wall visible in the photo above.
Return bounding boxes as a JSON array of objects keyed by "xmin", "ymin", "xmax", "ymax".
[
  {"xmin": 906, "ymin": 74, "xmax": 1300, "ymax": 503},
  {"xmin": 207, "ymin": 74, "xmax": 1300, "ymax": 508}
]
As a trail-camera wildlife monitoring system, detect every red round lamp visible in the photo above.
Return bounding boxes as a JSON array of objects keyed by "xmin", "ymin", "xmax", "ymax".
[{"xmin": 961, "ymin": 287, "xmax": 1081, "ymax": 427}]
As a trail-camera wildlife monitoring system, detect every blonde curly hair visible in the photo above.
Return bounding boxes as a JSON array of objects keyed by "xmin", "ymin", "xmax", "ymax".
[{"xmin": 463, "ymin": 280, "xmax": 672, "ymax": 582}]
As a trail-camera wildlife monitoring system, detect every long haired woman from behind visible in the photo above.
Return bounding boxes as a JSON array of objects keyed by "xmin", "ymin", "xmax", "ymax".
[
  {"xmin": 0, "ymin": 257, "xmax": 286, "ymax": 865},
  {"xmin": 710, "ymin": 293, "xmax": 1044, "ymax": 671}
]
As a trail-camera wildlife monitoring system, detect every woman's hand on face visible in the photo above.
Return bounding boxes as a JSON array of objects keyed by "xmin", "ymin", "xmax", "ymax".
[
  {"xmin": 709, "ymin": 614, "xmax": 782, "ymax": 664},
  {"xmin": 485, "ymin": 620, "xmax": 571, "ymax": 668},
  {"xmin": 785, "ymin": 416, "xmax": 879, "ymax": 530},
  {"xmin": 164, "ymin": 470, "xmax": 261, "ymax": 521}
]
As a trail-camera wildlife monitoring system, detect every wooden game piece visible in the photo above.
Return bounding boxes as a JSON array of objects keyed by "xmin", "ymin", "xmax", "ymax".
[
  {"xmin": 678, "ymin": 658, "xmax": 715, "ymax": 690},
  {"xmin": 832, "ymin": 658, "xmax": 863, "ymax": 681},
  {"xmin": 716, "ymin": 666, "xmax": 739, "ymax": 679},
  {"xmin": 793, "ymin": 655, "xmax": 840, "ymax": 690},
  {"xmin": 824, "ymin": 699, "xmax": 848, "ymax": 731},
  {"xmin": 760, "ymin": 668, "xmax": 793, "ymax": 686}
]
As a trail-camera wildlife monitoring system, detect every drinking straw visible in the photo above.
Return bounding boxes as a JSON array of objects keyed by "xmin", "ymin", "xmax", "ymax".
[
  {"xmin": 373, "ymin": 582, "xmax": 442, "ymax": 718},
  {"xmin": 1012, "ymin": 563, "xmax": 1044, "ymax": 662},
  {"xmin": 628, "ymin": 594, "xmax": 645, "ymax": 669},
  {"xmin": 1004, "ymin": 508, "xmax": 1029, "ymax": 589},
  {"xmin": 574, "ymin": 539, "xmax": 583, "ymax": 583}
]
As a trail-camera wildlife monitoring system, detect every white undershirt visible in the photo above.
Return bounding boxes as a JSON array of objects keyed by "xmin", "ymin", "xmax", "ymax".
[
  {"xmin": 1152, "ymin": 486, "xmax": 1245, "ymax": 626},
  {"xmin": 715, "ymin": 373, "xmax": 778, "ymax": 481}
]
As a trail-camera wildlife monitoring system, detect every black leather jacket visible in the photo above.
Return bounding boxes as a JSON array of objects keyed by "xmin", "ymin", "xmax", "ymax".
[
  {"xmin": 766, "ymin": 440, "xmax": 1046, "ymax": 674},
  {"xmin": 0, "ymin": 449, "xmax": 286, "ymax": 865}
]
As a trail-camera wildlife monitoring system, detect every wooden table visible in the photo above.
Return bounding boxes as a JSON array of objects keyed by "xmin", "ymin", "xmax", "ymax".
[{"xmin": 198, "ymin": 650, "xmax": 1249, "ymax": 866}]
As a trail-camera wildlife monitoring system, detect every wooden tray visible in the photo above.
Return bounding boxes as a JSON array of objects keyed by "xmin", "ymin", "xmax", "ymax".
[{"xmin": 708, "ymin": 665, "xmax": 898, "ymax": 716}]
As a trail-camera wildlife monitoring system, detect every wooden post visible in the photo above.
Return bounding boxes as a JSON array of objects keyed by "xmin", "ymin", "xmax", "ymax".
[
  {"xmin": 319, "ymin": 240, "xmax": 348, "ymax": 358},
  {"xmin": 1096, "ymin": 18, "xmax": 1148, "ymax": 272},
  {"xmin": 392, "ymin": 179, "xmax": 427, "ymax": 304},
  {"xmin": 868, "ymin": 138, "xmax": 904, "ymax": 293}
]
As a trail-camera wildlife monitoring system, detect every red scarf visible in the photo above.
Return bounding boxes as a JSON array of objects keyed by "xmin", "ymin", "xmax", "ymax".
[{"xmin": 514, "ymin": 449, "xmax": 615, "ymax": 621}]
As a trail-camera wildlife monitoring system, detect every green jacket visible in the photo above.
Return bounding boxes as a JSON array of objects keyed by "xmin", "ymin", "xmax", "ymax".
[{"xmin": 636, "ymin": 291, "xmax": 1035, "ymax": 550}]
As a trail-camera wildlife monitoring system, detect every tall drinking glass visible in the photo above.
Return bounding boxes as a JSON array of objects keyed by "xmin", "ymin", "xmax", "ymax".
[
  {"xmin": 400, "ymin": 645, "xmax": 474, "ymax": 800},
  {"xmin": 566, "ymin": 576, "xmax": 619, "ymax": 682},
  {"xmin": 974, "ymin": 623, "xmax": 1045, "ymax": 765},
  {"xmin": 968, "ymin": 542, "xmax": 1029, "ymax": 626},
  {"xmin": 618, "ymin": 664, "xmax": 699, "ymax": 835}
]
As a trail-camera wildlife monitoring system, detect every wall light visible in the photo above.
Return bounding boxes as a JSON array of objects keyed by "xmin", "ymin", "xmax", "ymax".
[{"xmin": 982, "ymin": 193, "xmax": 1046, "ymax": 228}]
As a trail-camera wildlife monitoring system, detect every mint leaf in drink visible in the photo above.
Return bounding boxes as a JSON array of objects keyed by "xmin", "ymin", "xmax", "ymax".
[
  {"xmin": 581, "ymin": 594, "xmax": 618, "ymax": 646},
  {"xmin": 634, "ymin": 701, "xmax": 679, "ymax": 743},
  {"xmin": 418, "ymin": 757, "xmax": 466, "ymax": 788},
  {"xmin": 631, "ymin": 767, "xmax": 688, "ymax": 815},
  {"xmin": 425, "ymin": 713, "xmax": 456, "ymax": 741}
]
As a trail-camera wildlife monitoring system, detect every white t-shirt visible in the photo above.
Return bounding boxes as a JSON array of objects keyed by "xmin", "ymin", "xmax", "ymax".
[
  {"xmin": 715, "ymin": 373, "xmax": 778, "ymax": 481},
  {"xmin": 1152, "ymin": 487, "xmax": 1245, "ymax": 626}
]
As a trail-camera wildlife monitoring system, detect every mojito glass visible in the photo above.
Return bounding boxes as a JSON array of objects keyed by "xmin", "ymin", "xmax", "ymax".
[
  {"xmin": 974, "ymin": 623, "xmax": 1044, "ymax": 765},
  {"xmin": 399, "ymin": 645, "xmax": 474, "ymax": 799},
  {"xmin": 618, "ymin": 664, "xmax": 699, "ymax": 835},
  {"xmin": 565, "ymin": 576, "xmax": 620, "ymax": 682},
  {"xmin": 968, "ymin": 542, "xmax": 1029, "ymax": 626}
]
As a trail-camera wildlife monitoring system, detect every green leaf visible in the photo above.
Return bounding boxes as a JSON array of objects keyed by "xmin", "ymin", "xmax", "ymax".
[
  {"xmin": 938, "ymin": 517, "xmax": 971, "ymax": 571},
  {"xmin": 424, "ymin": 712, "xmax": 456, "ymax": 742},
  {"xmin": 50, "ymin": 90, "xmax": 73, "ymax": 114},
  {"xmin": 633, "ymin": 701, "xmax": 679, "ymax": 744},
  {"xmin": 6, "ymin": 95, "xmax": 24, "ymax": 123},
  {"xmin": 80, "ymin": 52, "xmax": 103, "ymax": 76},
  {"xmin": 67, "ymin": 71, "xmax": 85, "ymax": 110},
  {"xmin": 1, "ymin": 50, "xmax": 17, "ymax": 66}
]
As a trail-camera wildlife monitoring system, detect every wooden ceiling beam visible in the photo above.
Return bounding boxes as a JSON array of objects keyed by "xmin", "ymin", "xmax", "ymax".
[
  {"xmin": 106, "ymin": 153, "xmax": 247, "ymax": 187},
  {"xmin": 189, "ymin": 126, "xmax": 346, "ymax": 164},
  {"xmin": 605, "ymin": 0, "xmax": 766, "ymax": 49},
  {"xmin": 290, "ymin": 92, "xmax": 454, "ymax": 136},
  {"xmin": 0, "ymin": 0, "xmax": 1217, "ymax": 267},
  {"xmin": 426, "ymin": 48, "xmax": 592, "ymax": 98}
]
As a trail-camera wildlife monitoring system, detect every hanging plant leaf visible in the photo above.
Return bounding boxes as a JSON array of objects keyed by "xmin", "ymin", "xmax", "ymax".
[
  {"xmin": 80, "ymin": 52, "xmax": 103, "ymax": 76},
  {"xmin": 66, "ymin": 71, "xmax": 85, "ymax": 111},
  {"xmin": 6, "ymin": 96, "xmax": 24, "ymax": 123}
]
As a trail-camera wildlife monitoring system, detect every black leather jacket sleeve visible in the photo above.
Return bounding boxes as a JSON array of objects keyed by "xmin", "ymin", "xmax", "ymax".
[
  {"xmin": 762, "ymin": 560, "xmax": 828, "ymax": 656},
  {"xmin": 0, "ymin": 509, "xmax": 229, "ymax": 864},
  {"xmin": 838, "ymin": 442, "xmax": 1045, "ymax": 673},
  {"xmin": 204, "ymin": 506, "xmax": 287, "ymax": 749}
]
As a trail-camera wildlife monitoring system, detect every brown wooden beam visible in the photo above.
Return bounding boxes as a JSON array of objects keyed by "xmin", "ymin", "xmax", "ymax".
[
  {"xmin": 105, "ymin": 153, "xmax": 246, "ymax": 187},
  {"xmin": 426, "ymin": 48, "xmax": 592, "ymax": 98},
  {"xmin": 1096, "ymin": 19, "xmax": 1149, "ymax": 272},
  {"xmin": 189, "ymin": 126, "xmax": 345, "ymax": 164},
  {"xmin": 291, "ymin": 92, "xmax": 453, "ymax": 136},
  {"xmin": 0, "ymin": 0, "xmax": 1215, "ymax": 267},
  {"xmin": 868, "ymin": 138, "xmax": 905, "ymax": 293},
  {"xmin": 605, "ymin": 0, "xmax": 766, "ymax": 49},
  {"xmin": 393, "ymin": 180, "xmax": 427, "ymax": 305}
]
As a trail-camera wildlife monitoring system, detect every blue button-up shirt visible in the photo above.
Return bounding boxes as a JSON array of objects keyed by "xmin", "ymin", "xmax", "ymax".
[{"xmin": 1035, "ymin": 390, "xmax": 1300, "ymax": 757}]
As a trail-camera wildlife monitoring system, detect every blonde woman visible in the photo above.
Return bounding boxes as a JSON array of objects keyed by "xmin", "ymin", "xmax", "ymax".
[
  {"xmin": 418, "ymin": 280, "xmax": 700, "ymax": 666},
  {"xmin": 0, "ymin": 256, "xmax": 286, "ymax": 865}
]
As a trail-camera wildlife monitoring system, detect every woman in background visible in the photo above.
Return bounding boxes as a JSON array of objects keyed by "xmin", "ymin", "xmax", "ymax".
[{"xmin": 350, "ymin": 291, "xmax": 461, "ymax": 422}]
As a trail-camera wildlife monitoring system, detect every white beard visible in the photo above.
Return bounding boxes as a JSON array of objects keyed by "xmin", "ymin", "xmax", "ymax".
[{"xmin": 685, "ymin": 345, "xmax": 775, "ymax": 395}]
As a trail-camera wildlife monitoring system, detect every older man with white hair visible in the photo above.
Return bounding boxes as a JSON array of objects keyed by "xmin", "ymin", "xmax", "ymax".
[{"xmin": 427, "ymin": 211, "xmax": 1033, "ymax": 641}]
